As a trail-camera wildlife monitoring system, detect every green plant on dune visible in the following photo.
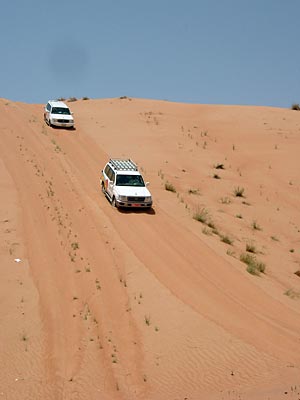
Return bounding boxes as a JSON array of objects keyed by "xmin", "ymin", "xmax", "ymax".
[{"xmin": 240, "ymin": 253, "xmax": 265, "ymax": 275}]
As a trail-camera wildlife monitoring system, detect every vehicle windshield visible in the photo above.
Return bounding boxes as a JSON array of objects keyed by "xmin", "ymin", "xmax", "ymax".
[
  {"xmin": 116, "ymin": 174, "xmax": 145, "ymax": 187},
  {"xmin": 52, "ymin": 107, "xmax": 71, "ymax": 115}
]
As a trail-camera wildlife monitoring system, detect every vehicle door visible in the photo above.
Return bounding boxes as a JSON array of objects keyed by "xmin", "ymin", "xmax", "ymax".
[
  {"xmin": 106, "ymin": 167, "xmax": 115, "ymax": 199},
  {"xmin": 44, "ymin": 103, "xmax": 51, "ymax": 122}
]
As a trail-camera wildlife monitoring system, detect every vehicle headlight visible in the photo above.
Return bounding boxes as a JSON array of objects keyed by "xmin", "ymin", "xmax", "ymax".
[
  {"xmin": 144, "ymin": 196, "xmax": 152, "ymax": 202},
  {"xmin": 69, "ymin": 119, "xmax": 74, "ymax": 123},
  {"xmin": 118, "ymin": 195, "xmax": 127, "ymax": 201}
]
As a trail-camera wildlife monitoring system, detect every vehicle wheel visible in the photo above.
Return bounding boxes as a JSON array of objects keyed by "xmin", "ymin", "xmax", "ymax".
[{"xmin": 111, "ymin": 197, "xmax": 117, "ymax": 208}]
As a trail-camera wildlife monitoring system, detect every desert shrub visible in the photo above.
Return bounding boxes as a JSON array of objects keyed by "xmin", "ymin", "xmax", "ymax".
[
  {"xmin": 220, "ymin": 235, "xmax": 233, "ymax": 245},
  {"xmin": 291, "ymin": 103, "xmax": 300, "ymax": 111},
  {"xmin": 214, "ymin": 163, "xmax": 225, "ymax": 170},
  {"xmin": 193, "ymin": 207, "xmax": 209, "ymax": 224},
  {"xmin": 207, "ymin": 220, "xmax": 216, "ymax": 229},
  {"xmin": 256, "ymin": 261, "xmax": 266, "ymax": 274},
  {"xmin": 213, "ymin": 173, "xmax": 221, "ymax": 179},
  {"xmin": 240, "ymin": 253, "xmax": 265, "ymax": 275},
  {"xmin": 233, "ymin": 186, "xmax": 245, "ymax": 197},
  {"xmin": 68, "ymin": 97, "xmax": 78, "ymax": 102},
  {"xmin": 165, "ymin": 182, "xmax": 176, "ymax": 193},
  {"xmin": 252, "ymin": 220, "xmax": 262, "ymax": 231},
  {"xmin": 202, "ymin": 227, "xmax": 212, "ymax": 235},
  {"xmin": 220, "ymin": 197, "xmax": 231, "ymax": 204},
  {"xmin": 82, "ymin": 96, "xmax": 89, "ymax": 100},
  {"xmin": 271, "ymin": 235, "xmax": 279, "ymax": 241},
  {"xmin": 284, "ymin": 289, "xmax": 300, "ymax": 299},
  {"xmin": 246, "ymin": 243, "xmax": 256, "ymax": 253},
  {"xmin": 188, "ymin": 188, "xmax": 199, "ymax": 195}
]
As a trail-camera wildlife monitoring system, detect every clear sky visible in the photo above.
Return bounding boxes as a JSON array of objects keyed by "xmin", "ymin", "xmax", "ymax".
[{"xmin": 1, "ymin": 0, "xmax": 300, "ymax": 107}]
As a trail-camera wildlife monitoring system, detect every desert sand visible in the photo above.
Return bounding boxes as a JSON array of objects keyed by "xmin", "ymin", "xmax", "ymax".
[{"xmin": 0, "ymin": 97, "xmax": 300, "ymax": 399}]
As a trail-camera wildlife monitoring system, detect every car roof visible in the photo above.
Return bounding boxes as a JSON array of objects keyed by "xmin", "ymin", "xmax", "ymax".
[
  {"xmin": 47, "ymin": 100, "xmax": 69, "ymax": 108},
  {"xmin": 115, "ymin": 170, "xmax": 141, "ymax": 175}
]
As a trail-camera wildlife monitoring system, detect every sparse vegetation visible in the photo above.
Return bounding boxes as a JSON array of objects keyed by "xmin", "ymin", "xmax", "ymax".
[
  {"xmin": 71, "ymin": 242, "xmax": 79, "ymax": 251},
  {"xmin": 188, "ymin": 188, "xmax": 199, "ymax": 195},
  {"xmin": 271, "ymin": 235, "xmax": 279, "ymax": 241},
  {"xmin": 220, "ymin": 197, "xmax": 231, "ymax": 204},
  {"xmin": 226, "ymin": 249, "xmax": 235, "ymax": 257},
  {"xmin": 240, "ymin": 253, "xmax": 266, "ymax": 275},
  {"xmin": 242, "ymin": 200, "xmax": 251, "ymax": 206},
  {"xmin": 213, "ymin": 173, "xmax": 221, "ymax": 179},
  {"xmin": 220, "ymin": 235, "xmax": 233, "ymax": 245},
  {"xmin": 291, "ymin": 103, "xmax": 300, "ymax": 111},
  {"xmin": 158, "ymin": 169, "xmax": 164, "ymax": 179},
  {"xmin": 21, "ymin": 333, "xmax": 28, "ymax": 342},
  {"xmin": 284, "ymin": 289, "xmax": 300, "ymax": 299},
  {"xmin": 236, "ymin": 214, "xmax": 243, "ymax": 219},
  {"xmin": 214, "ymin": 163, "xmax": 225, "ymax": 170},
  {"xmin": 246, "ymin": 243, "xmax": 257, "ymax": 253},
  {"xmin": 68, "ymin": 97, "xmax": 78, "ymax": 102},
  {"xmin": 165, "ymin": 181, "xmax": 176, "ymax": 193},
  {"xmin": 207, "ymin": 220, "xmax": 216, "ymax": 229},
  {"xmin": 193, "ymin": 207, "xmax": 209, "ymax": 224},
  {"xmin": 252, "ymin": 220, "xmax": 262, "ymax": 231},
  {"xmin": 144, "ymin": 315, "xmax": 151, "ymax": 326},
  {"xmin": 233, "ymin": 186, "xmax": 245, "ymax": 197}
]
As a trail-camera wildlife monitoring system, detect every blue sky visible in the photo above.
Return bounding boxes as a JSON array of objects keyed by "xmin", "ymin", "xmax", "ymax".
[{"xmin": 1, "ymin": 0, "xmax": 300, "ymax": 107}]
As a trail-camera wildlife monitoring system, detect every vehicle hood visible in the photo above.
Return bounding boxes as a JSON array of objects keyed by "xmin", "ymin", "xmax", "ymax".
[
  {"xmin": 115, "ymin": 186, "xmax": 151, "ymax": 197},
  {"xmin": 51, "ymin": 113, "xmax": 73, "ymax": 121}
]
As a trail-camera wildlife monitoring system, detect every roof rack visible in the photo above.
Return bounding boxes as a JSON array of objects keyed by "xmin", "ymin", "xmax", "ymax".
[{"xmin": 109, "ymin": 158, "xmax": 138, "ymax": 171}]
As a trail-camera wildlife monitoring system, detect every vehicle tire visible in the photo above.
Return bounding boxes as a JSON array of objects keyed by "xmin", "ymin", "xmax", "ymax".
[
  {"xmin": 101, "ymin": 182, "xmax": 105, "ymax": 194},
  {"xmin": 111, "ymin": 197, "xmax": 117, "ymax": 208}
]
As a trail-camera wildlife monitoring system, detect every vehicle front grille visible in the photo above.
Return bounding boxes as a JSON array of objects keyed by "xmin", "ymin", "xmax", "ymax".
[
  {"xmin": 57, "ymin": 119, "xmax": 70, "ymax": 123},
  {"xmin": 128, "ymin": 197, "xmax": 145, "ymax": 202}
]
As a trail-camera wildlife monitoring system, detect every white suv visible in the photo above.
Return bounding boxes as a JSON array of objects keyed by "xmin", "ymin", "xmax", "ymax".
[
  {"xmin": 44, "ymin": 100, "xmax": 74, "ymax": 128},
  {"xmin": 101, "ymin": 159, "xmax": 153, "ymax": 209}
]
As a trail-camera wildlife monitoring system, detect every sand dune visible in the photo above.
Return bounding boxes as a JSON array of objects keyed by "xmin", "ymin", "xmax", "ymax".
[{"xmin": 1, "ymin": 97, "xmax": 300, "ymax": 399}]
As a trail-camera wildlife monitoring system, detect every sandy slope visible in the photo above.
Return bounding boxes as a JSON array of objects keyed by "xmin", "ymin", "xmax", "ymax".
[{"xmin": 0, "ymin": 97, "xmax": 300, "ymax": 399}]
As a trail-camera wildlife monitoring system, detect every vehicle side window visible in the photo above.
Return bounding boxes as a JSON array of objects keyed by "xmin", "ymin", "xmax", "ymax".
[
  {"xmin": 104, "ymin": 165, "xmax": 111, "ymax": 178},
  {"xmin": 106, "ymin": 166, "xmax": 114, "ymax": 181},
  {"xmin": 111, "ymin": 171, "xmax": 115, "ymax": 183},
  {"xmin": 46, "ymin": 103, "xmax": 51, "ymax": 111}
]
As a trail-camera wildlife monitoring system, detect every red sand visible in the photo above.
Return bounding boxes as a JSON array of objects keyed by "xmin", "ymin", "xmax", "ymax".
[{"xmin": 1, "ymin": 97, "xmax": 300, "ymax": 399}]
